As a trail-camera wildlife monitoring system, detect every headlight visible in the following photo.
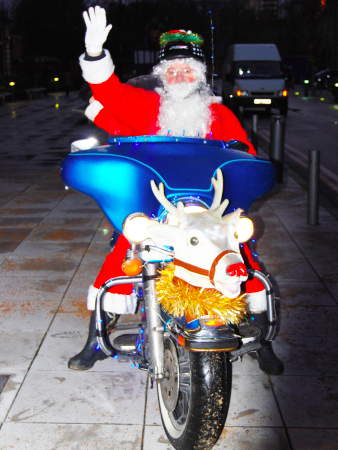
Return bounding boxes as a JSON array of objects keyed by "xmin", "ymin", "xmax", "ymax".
[
  {"xmin": 122, "ymin": 213, "xmax": 151, "ymax": 243},
  {"xmin": 71, "ymin": 137, "xmax": 99, "ymax": 152},
  {"xmin": 166, "ymin": 204, "xmax": 207, "ymax": 226},
  {"xmin": 237, "ymin": 217, "xmax": 254, "ymax": 243}
]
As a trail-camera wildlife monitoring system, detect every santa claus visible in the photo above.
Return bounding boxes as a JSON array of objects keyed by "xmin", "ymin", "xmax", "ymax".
[{"xmin": 68, "ymin": 6, "xmax": 283, "ymax": 376}]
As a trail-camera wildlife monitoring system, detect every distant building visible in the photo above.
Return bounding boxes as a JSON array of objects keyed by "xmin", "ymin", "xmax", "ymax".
[
  {"xmin": 0, "ymin": 25, "xmax": 23, "ymax": 77},
  {"xmin": 246, "ymin": 0, "xmax": 286, "ymax": 17}
]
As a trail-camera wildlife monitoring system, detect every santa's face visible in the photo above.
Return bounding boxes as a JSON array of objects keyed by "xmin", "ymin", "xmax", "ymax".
[
  {"xmin": 164, "ymin": 62, "xmax": 197, "ymax": 84},
  {"xmin": 162, "ymin": 61, "xmax": 201, "ymax": 100},
  {"xmin": 153, "ymin": 57, "xmax": 212, "ymax": 138}
]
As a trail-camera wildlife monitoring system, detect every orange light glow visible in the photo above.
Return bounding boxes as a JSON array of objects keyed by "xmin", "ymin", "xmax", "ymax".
[
  {"xmin": 121, "ymin": 258, "xmax": 143, "ymax": 276},
  {"xmin": 204, "ymin": 319, "xmax": 226, "ymax": 327},
  {"xmin": 236, "ymin": 90, "xmax": 242, "ymax": 96},
  {"xmin": 282, "ymin": 90, "xmax": 288, "ymax": 97},
  {"xmin": 177, "ymin": 335, "xmax": 185, "ymax": 347}
]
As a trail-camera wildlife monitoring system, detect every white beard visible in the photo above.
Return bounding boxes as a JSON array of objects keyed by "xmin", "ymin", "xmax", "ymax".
[{"xmin": 156, "ymin": 82, "xmax": 212, "ymax": 138}]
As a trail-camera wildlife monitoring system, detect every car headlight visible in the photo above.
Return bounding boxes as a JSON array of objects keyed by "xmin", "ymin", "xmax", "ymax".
[
  {"xmin": 122, "ymin": 213, "xmax": 152, "ymax": 243},
  {"xmin": 237, "ymin": 217, "xmax": 254, "ymax": 242}
]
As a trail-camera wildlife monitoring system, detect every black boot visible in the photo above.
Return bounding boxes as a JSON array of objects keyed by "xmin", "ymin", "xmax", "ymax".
[
  {"xmin": 256, "ymin": 341, "xmax": 284, "ymax": 375},
  {"xmin": 250, "ymin": 313, "xmax": 284, "ymax": 375},
  {"xmin": 68, "ymin": 312, "xmax": 109, "ymax": 370}
]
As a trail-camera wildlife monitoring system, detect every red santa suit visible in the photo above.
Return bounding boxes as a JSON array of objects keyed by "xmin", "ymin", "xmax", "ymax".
[
  {"xmin": 80, "ymin": 51, "xmax": 256, "ymax": 153},
  {"xmin": 79, "ymin": 51, "xmax": 265, "ymax": 312}
]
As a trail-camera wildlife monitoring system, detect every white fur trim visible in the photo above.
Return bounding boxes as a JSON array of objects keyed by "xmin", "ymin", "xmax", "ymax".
[
  {"xmin": 87, "ymin": 285, "xmax": 137, "ymax": 314},
  {"xmin": 246, "ymin": 289, "xmax": 267, "ymax": 313},
  {"xmin": 79, "ymin": 50, "xmax": 115, "ymax": 84},
  {"xmin": 211, "ymin": 95, "xmax": 222, "ymax": 104},
  {"xmin": 84, "ymin": 100, "xmax": 103, "ymax": 121}
]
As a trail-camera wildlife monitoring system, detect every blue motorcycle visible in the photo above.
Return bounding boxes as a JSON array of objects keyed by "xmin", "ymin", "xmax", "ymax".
[{"xmin": 61, "ymin": 136, "xmax": 277, "ymax": 450}]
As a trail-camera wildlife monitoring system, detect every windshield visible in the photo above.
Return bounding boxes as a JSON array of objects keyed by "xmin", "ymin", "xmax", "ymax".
[{"xmin": 234, "ymin": 61, "xmax": 283, "ymax": 79}]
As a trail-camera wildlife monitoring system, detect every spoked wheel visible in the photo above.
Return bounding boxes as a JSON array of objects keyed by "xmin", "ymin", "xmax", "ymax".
[{"xmin": 157, "ymin": 336, "xmax": 232, "ymax": 450}]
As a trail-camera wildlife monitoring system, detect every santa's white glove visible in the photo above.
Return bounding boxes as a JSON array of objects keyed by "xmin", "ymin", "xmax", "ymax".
[{"xmin": 83, "ymin": 6, "xmax": 112, "ymax": 57}]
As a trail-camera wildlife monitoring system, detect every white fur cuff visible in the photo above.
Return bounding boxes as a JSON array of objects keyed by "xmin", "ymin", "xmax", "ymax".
[
  {"xmin": 246, "ymin": 290, "xmax": 267, "ymax": 313},
  {"xmin": 87, "ymin": 285, "xmax": 137, "ymax": 314},
  {"xmin": 79, "ymin": 50, "xmax": 115, "ymax": 84},
  {"xmin": 84, "ymin": 100, "xmax": 103, "ymax": 122}
]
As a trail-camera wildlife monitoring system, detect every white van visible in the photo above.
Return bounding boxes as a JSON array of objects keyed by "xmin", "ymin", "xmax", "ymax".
[{"xmin": 222, "ymin": 43, "xmax": 288, "ymax": 115}]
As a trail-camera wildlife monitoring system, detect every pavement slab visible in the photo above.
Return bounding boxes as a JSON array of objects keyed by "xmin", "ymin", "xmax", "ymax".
[
  {"xmin": 274, "ymin": 335, "xmax": 338, "ymax": 376},
  {"xmin": 0, "ymin": 331, "xmax": 47, "ymax": 373},
  {"xmin": 0, "ymin": 373, "xmax": 25, "ymax": 424},
  {"xmin": 7, "ymin": 370, "xmax": 147, "ymax": 425},
  {"xmin": 288, "ymin": 428, "xmax": 338, "ymax": 450},
  {"xmin": 0, "ymin": 423, "xmax": 143, "ymax": 449},
  {"xmin": 271, "ymin": 375, "xmax": 338, "ymax": 428}
]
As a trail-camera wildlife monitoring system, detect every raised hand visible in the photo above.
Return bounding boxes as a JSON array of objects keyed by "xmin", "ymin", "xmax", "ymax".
[{"xmin": 83, "ymin": 6, "xmax": 112, "ymax": 57}]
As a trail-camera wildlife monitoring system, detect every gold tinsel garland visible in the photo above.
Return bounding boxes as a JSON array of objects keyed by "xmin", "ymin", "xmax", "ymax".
[{"xmin": 156, "ymin": 263, "xmax": 247, "ymax": 325}]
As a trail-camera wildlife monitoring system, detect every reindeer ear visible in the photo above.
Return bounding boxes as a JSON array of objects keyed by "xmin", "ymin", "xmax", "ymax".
[{"xmin": 222, "ymin": 208, "xmax": 243, "ymax": 225}]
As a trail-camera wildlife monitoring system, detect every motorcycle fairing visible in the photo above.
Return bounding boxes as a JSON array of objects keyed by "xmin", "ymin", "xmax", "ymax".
[{"xmin": 61, "ymin": 136, "xmax": 275, "ymax": 232}]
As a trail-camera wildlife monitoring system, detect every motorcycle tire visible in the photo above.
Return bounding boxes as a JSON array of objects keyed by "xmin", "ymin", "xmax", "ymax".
[{"xmin": 157, "ymin": 336, "xmax": 232, "ymax": 450}]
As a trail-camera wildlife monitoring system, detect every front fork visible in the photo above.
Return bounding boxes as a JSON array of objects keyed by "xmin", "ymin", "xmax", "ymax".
[{"xmin": 142, "ymin": 262, "xmax": 165, "ymax": 380}]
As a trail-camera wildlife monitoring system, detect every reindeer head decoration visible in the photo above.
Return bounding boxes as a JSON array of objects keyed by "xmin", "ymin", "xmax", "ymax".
[{"xmin": 123, "ymin": 169, "xmax": 253, "ymax": 299}]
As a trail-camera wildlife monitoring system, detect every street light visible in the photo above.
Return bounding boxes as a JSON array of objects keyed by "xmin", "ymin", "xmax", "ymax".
[{"xmin": 303, "ymin": 79, "xmax": 310, "ymax": 96}]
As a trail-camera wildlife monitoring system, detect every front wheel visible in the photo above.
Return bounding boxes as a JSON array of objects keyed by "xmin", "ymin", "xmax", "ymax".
[{"xmin": 157, "ymin": 337, "xmax": 232, "ymax": 450}]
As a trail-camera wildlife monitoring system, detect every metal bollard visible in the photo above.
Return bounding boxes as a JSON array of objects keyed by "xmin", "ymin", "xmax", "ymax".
[
  {"xmin": 251, "ymin": 113, "xmax": 258, "ymax": 148},
  {"xmin": 269, "ymin": 114, "xmax": 286, "ymax": 183},
  {"xmin": 307, "ymin": 149, "xmax": 320, "ymax": 225}
]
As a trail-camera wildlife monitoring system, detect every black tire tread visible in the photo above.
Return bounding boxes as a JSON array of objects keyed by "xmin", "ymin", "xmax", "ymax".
[{"xmin": 164, "ymin": 350, "xmax": 232, "ymax": 450}]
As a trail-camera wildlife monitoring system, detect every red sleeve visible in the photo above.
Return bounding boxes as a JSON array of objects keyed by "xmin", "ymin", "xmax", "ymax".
[
  {"xmin": 210, "ymin": 104, "xmax": 257, "ymax": 155},
  {"xmin": 89, "ymin": 73, "xmax": 160, "ymax": 134},
  {"xmin": 93, "ymin": 107, "xmax": 136, "ymax": 136}
]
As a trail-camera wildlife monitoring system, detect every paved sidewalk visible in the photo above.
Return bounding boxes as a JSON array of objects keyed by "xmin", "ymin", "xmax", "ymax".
[{"xmin": 0, "ymin": 94, "xmax": 337, "ymax": 449}]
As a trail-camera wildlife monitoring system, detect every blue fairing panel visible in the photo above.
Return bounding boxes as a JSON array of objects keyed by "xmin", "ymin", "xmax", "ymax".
[{"xmin": 61, "ymin": 136, "xmax": 275, "ymax": 232}]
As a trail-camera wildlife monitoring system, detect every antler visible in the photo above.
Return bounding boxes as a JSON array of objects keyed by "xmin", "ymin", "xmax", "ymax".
[
  {"xmin": 209, "ymin": 169, "xmax": 229, "ymax": 217},
  {"xmin": 150, "ymin": 180, "xmax": 182, "ymax": 215}
]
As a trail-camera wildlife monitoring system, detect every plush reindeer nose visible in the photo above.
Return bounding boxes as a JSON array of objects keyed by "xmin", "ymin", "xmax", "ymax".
[{"xmin": 226, "ymin": 263, "xmax": 247, "ymax": 277}]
